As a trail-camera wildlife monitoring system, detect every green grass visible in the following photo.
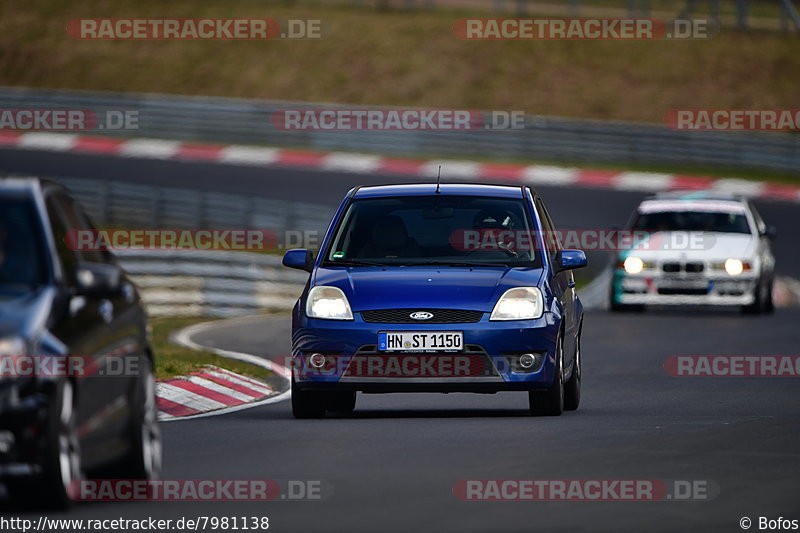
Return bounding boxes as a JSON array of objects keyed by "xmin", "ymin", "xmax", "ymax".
[
  {"xmin": 151, "ymin": 316, "xmax": 273, "ymax": 380},
  {"xmin": 2, "ymin": 0, "xmax": 798, "ymax": 124}
]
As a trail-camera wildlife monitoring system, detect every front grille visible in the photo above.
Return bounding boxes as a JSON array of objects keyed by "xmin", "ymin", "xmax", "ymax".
[
  {"xmin": 685, "ymin": 262, "xmax": 705, "ymax": 273},
  {"xmin": 663, "ymin": 262, "xmax": 681, "ymax": 273},
  {"xmin": 360, "ymin": 309, "xmax": 484, "ymax": 324},
  {"xmin": 662, "ymin": 262, "xmax": 705, "ymax": 273}
]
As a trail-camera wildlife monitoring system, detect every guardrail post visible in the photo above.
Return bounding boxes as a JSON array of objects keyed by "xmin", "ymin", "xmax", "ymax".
[{"xmin": 736, "ymin": 0, "xmax": 749, "ymax": 29}]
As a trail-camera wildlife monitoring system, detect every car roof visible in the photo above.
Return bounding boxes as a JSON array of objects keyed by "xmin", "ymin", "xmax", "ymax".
[
  {"xmin": 352, "ymin": 183, "xmax": 527, "ymax": 199},
  {"xmin": 0, "ymin": 176, "xmax": 66, "ymax": 198},
  {"xmin": 651, "ymin": 190, "xmax": 745, "ymax": 202}
]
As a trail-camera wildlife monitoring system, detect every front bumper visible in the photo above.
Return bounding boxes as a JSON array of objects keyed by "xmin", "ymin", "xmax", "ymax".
[
  {"xmin": 291, "ymin": 311, "xmax": 561, "ymax": 392},
  {"xmin": 612, "ymin": 269, "xmax": 757, "ymax": 306},
  {"xmin": 0, "ymin": 380, "xmax": 48, "ymax": 478}
]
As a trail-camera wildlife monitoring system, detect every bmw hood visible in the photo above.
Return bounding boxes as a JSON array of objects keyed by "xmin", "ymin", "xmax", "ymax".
[
  {"xmin": 620, "ymin": 232, "xmax": 756, "ymax": 262},
  {"xmin": 312, "ymin": 267, "xmax": 544, "ymax": 312}
]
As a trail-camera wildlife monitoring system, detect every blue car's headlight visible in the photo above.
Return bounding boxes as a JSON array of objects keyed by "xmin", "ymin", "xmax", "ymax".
[
  {"xmin": 306, "ymin": 286, "xmax": 354, "ymax": 320},
  {"xmin": 490, "ymin": 287, "xmax": 544, "ymax": 321}
]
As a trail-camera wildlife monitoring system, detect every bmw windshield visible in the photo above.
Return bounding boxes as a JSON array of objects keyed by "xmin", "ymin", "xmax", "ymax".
[{"xmin": 323, "ymin": 195, "xmax": 542, "ymax": 268}]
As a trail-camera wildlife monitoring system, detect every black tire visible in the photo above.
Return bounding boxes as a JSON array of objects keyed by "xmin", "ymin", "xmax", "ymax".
[
  {"xmin": 764, "ymin": 277, "xmax": 775, "ymax": 314},
  {"xmin": 742, "ymin": 276, "xmax": 773, "ymax": 315},
  {"xmin": 327, "ymin": 391, "xmax": 356, "ymax": 413},
  {"xmin": 529, "ymin": 337, "xmax": 564, "ymax": 416},
  {"xmin": 564, "ymin": 328, "xmax": 581, "ymax": 412},
  {"xmin": 42, "ymin": 380, "xmax": 82, "ymax": 509},
  {"xmin": 114, "ymin": 358, "xmax": 162, "ymax": 480},
  {"xmin": 292, "ymin": 377, "xmax": 326, "ymax": 419}
]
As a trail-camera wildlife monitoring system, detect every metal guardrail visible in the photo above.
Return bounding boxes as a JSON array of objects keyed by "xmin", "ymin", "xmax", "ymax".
[
  {"xmin": 2, "ymin": 87, "xmax": 798, "ymax": 174},
  {"xmin": 49, "ymin": 177, "xmax": 323, "ymax": 317}
]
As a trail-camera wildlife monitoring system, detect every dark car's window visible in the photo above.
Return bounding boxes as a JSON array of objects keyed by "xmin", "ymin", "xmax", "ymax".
[
  {"xmin": 0, "ymin": 196, "xmax": 48, "ymax": 288},
  {"xmin": 324, "ymin": 195, "xmax": 541, "ymax": 267},
  {"xmin": 46, "ymin": 195, "xmax": 80, "ymax": 285},
  {"xmin": 632, "ymin": 210, "xmax": 751, "ymax": 234},
  {"xmin": 535, "ymin": 197, "xmax": 561, "ymax": 266}
]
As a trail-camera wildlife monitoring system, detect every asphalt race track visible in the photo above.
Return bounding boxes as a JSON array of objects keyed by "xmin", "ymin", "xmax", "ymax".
[{"xmin": 4, "ymin": 148, "xmax": 800, "ymax": 532}]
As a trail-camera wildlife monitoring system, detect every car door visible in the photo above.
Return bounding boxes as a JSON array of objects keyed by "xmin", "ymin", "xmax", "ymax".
[
  {"xmin": 535, "ymin": 197, "xmax": 578, "ymax": 366},
  {"xmin": 45, "ymin": 192, "xmax": 135, "ymax": 468}
]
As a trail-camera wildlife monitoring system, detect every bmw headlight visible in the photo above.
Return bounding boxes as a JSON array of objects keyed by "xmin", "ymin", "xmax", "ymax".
[
  {"xmin": 623, "ymin": 256, "xmax": 645, "ymax": 274},
  {"xmin": 723, "ymin": 258, "xmax": 752, "ymax": 276},
  {"xmin": 490, "ymin": 287, "xmax": 544, "ymax": 321},
  {"xmin": 306, "ymin": 286, "xmax": 354, "ymax": 320}
]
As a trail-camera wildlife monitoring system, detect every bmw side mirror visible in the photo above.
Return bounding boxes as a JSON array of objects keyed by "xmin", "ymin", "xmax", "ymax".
[
  {"xmin": 558, "ymin": 249, "xmax": 588, "ymax": 271},
  {"xmin": 74, "ymin": 262, "xmax": 122, "ymax": 297},
  {"xmin": 283, "ymin": 249, "xmax": 314, "ymax": 273}
]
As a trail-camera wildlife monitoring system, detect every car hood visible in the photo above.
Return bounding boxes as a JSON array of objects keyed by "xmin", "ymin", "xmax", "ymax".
[
  {"xmin": 313, "ymin": 267, "xmax": 544, "ymax": 312},
  {"xmin": 0, "ymin": 286, "xmax": 54, "ymax": 339},
  {"xmin": 622, "ymin": 232, "xmax": 756, "ymax": 261}
]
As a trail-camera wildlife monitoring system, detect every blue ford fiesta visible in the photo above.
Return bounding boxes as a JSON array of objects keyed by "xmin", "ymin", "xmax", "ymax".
[{"xmin": 283, "ymin": 183, "xmax": 586, "ymax": 418}]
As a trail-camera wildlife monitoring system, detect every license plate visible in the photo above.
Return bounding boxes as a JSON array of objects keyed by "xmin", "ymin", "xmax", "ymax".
[
  {"xmin": 659, "ymin": 279, "xmax": 710, "ymax": 290},
  {"xmin": 378, "ymin": 332, "xmax": 463, "ymax": 352}
]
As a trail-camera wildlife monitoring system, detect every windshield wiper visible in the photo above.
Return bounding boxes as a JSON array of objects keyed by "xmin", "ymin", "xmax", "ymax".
[
  {"xmin": 325, "ymin": 260, "xmax": 389, "ymax": 267},
  {"xmin": 402, "ymin": 261, "xmax": 510, "ymax": 267}
]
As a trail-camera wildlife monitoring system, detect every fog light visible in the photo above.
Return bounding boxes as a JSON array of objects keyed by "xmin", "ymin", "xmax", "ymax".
[
  {"xmin": 308, "ymin": 353, "xmax": 326, "ymax": 368},
  {"xmin": 519, "ymin": 353, "xmax": 536, "ymax": 369}
]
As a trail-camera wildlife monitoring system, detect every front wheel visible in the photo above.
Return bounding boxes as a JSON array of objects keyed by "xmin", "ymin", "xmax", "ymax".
[
  {"xmin": 43, "ymin": 380, "xmax": 82, "ymax": 508},
  {"xmin": 115, "ymin": 359, "xmax": 162, "ymax": 480},
  {"xmin": 327, "ymin": 391, "xmax": 356, "ymax": 414},
  {"xmin": 291, "ymin": 377, "xmax": 326, "ymax": 419},
  {"xmin": 529, "ymin": 337, "xmax": 564, "ymax": 417},
  {"xmin": 564, "ymin": 328, "xmax": 581, "ymax": 412}
]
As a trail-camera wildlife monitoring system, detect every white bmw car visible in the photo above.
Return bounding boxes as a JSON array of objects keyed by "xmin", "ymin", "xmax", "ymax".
[{"xmin": 610, "ymin": 192, "xmax": 776, "ymax": 314}]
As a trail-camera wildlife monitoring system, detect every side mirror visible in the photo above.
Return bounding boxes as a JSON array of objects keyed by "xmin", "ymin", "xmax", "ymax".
[
  {"xmin": 283, "ymin": 249, "xmax": 313, "ymax": 273},
  {"xmin": 763, "ymin": 225, "xmax": 777, "ymax": 240},
  {"xmin": 75, "ymin": 262, "xmax": 122, "ymax": 297},
  {"xmin": 558, "ymin": 249, "xmax": 588, "ymax": 271}
]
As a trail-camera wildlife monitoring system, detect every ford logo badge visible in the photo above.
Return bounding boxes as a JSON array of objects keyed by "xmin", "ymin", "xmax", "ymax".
[{"xmin": 409, "ymin": 311, "xmax": 434, "ymax": 320}]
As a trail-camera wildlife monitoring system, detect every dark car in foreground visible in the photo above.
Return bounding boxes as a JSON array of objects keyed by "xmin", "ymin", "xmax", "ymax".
[
  {"xmin": 283, "ymin": 183, "xmax": 587, "ymax": 418},
  {"xmin": 0, "ymin": 178, "xmax": 160, "ymax": 508}
]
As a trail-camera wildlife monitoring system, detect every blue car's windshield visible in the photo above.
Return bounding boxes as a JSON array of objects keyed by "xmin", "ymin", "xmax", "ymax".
[
  {"xmin": 324, "ymin": 195, "xmax": 541, "ymax": 267},
  {"xmin": 0, "ymin": 196, "xmax": 48, "ymax": 289}
]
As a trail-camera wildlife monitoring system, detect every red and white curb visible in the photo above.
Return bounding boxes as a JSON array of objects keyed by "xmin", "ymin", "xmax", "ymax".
[
  {"xmin": 157, "ymin": 365, "xmax": 275, "ymax": 420},
  {"xmin": 2, "ymin": 132, "xmax": 799, "ymax": 203},
  {"xmin": 157, "ymin": 319, "xmax": 291, "ymax": 421}
]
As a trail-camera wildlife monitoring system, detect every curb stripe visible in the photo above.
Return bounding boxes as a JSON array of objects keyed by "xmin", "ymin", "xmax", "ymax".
[
  {"xmin": 193, "ymin": 371, "xmax": 269, "ymax": 398},
  {"xmin": 1, "ymin": 132, "xmax": 798, "ymax": 203},
  {"xmin": 156, "ymin": 381, "xmax": 227, "ymax": 411},
  {"xmin": 156, "ymin": 396, "xmax": 201, "ymax": 418},
  {"xmin": 184, "ymin": 375, "xmax": 256, "ymax": 402},
  {"xmin": 166, "ymin": 379, "xmax": 243, "ymax": 406},
  {"xmin": 201, "ymin": 369, "xmax": 273, "ymax": 396}
]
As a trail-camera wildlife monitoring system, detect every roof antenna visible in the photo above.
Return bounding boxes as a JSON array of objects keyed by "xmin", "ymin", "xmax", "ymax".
[{"xmin": 435, "ymin": 165, "xmax": 442, "ymax": 194}]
